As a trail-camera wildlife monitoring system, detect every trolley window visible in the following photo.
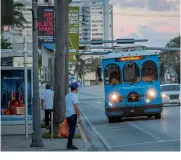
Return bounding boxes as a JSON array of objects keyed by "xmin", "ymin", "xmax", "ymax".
[
  {"xmin": 123, "ymin": 62, "xmax": 140, "ymax": 83},
  {"xmin": 142, "ymin": 60, "xmax": 158, "ymax": 82},
  {"xmin": 104, "ymin": 64, "xmax": 121, "ymax": 85}
]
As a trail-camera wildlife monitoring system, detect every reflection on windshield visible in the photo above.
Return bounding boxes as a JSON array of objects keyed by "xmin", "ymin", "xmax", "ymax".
[
  {"xmin": 123, "ymin": 62, "xmax": 139, "ymax": 83},
  {"xmin": 142, "ymin": 60, "xmax": 158, "ymax": 82},
  {"xmin": 161, "ymin": 85, "xmax": 180, "ymax": 92},
  {"xmin": 104, "ymin": 64, "xmax": 122, "ymax": 85}
]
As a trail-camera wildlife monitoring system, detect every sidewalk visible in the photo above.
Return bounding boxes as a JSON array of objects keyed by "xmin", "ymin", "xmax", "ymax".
[{"xmin": 1, "ymin": 124, "xmax": 91, "ymax": 151}]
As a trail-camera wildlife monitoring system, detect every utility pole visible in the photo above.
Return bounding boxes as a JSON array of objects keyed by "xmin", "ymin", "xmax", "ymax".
[
  {"xmin": 53, "ymin": 0, "xmax": 66, "ymax": 132},
  {"xmin": 30, "ymin": 0, "xmax": 44, "ymax": 147},
  {"xmin": 24, "ymin": 36, "xmax": 28, "ymax": 140},
  {"xmin": 65, "ymin": 0, "xmax": 69, "ymax": 95},
  {"xmin": 103, "ymin": 0, "xmax": 109, "ymax": 51}
]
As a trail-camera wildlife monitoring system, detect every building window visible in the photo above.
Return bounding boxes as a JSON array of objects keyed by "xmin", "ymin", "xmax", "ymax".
[
  {"xmin": 92, "ymin": 33, "xmax": 103, "ymax": 36},
  {"xmin": 92, "ymin": 20, "xmax": 103, "ymax": 23}
]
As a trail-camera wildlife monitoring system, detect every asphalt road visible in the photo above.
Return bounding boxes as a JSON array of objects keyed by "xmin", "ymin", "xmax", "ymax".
[{"xmin": 78, "ymin": 86, "xmax": 180, "ymax": 151}]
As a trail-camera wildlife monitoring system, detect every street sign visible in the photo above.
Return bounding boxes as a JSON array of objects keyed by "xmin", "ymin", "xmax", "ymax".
[
  {"xmin": 37, "ymin": 6, "xmax": 54, "ymax": 49},
  {"xmin": 117, "ymin": 39, "xmax": 134, "ymax": 44},
  {"xmin": 69, "ymin": 7, "xmax": 80, "ymax": 54},
  {"xmin": 79, "ymin": 46, "xmax": 87, "ymax": 50}
]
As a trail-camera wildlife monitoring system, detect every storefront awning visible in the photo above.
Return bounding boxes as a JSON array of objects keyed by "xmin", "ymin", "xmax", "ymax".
[{"xmin": 42, "ymin": 43, "xmax": 55, "ymax": 51}]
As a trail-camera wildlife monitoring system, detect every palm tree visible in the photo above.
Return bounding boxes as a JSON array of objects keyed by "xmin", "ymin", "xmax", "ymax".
[
  {"xmin": 160, "ymin": 35, "xmax": 180, "ymax": 82},
  {"xmin": 74, "ymin": 55, "xmax": 90, "ymax": 85},
  {"xmin": 1, "ymin": 36, "xmax": 12, "ymax": 49},
  {"xmin": 87, "ymin": 57, "xmax": 102, "ymax": 84},
  {"xmin": 13, "ymin": 3, "xmax": 28, "ymax": 28},
  {"xmin": 1, "ymin": 3, "xmax": 27, "ymax": 49}
]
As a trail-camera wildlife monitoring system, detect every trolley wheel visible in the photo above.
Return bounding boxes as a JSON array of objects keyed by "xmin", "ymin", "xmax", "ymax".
[
  {"xmin": 108, "ymin": 117, "xmax": 114, "ymax": 123},
  {"xmin": 155, "ymin": 113, "xmax": 161, "ymax": 119},
  {"xmin": 147, "ymin": 115, "xmax": 153, "ymax": 118},
  {"xmin": 116, "ymin": 117, "xmax": 123, "ymax": 122}
]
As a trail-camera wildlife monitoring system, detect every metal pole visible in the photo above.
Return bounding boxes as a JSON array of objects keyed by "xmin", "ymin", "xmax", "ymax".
[
  {"xmin": 146, "ymin": 47, "xmax": 181, "ymax": 51},
  {"xmin": 24, "ymin": 36, "xmax": 28, "ymax": 140},
  {"xmin": 51, "ymin": 111, "xmax": 53, "ymax": 140},
  {"xmin": 65, "ymin": 0, "xmax": 69, "ymax": 95},
  {"xmin": 103, "ymin": 0, "xmax": 109, "ymax": 50},
  {"xmin": 30, "ymin": 0, "xmax": 44, "ymax": 147},
  {"xmin": 80, "ymin": 39, "xmax": 148, "ymax": 44}
]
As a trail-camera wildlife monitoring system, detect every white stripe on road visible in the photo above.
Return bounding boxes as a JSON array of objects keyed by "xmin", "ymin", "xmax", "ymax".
[
  {"xmin": 112, "ymin": 139, "xmax": 181, "ymax": 148},
  {"xmin": 126, "ymin": 122, "xmax": 162, "ymax": 141},
  {"xmin": 113, "ymin": 128, "xmax": 130, "ymax": 131}
]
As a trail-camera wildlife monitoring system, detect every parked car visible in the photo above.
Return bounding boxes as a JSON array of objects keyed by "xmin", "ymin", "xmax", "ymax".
[{"xmin": 160, "ymin": 84, "xmax": 180, "ymax": 105}]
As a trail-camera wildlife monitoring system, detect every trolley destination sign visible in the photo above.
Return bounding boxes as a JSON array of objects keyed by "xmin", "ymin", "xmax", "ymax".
[{"xmin": 115, "ymin": 56, "xmax": 145, "ymax": 61}]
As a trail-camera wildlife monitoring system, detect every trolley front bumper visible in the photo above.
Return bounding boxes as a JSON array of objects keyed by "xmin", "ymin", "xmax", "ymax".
[{"xmin": 106, "ymin": 104, "xmax": 163, "ymax": 117}]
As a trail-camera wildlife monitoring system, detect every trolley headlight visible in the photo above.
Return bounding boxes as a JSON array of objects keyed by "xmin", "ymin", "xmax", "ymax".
[
  {"xmin": 147, "ymin": 89, "xmax": 156, "ymax": 99},
  {"xmin": 111, "ymin": 94, "xmax": 118, "ymax": 100},
  {"xmin": 110, "ymin": 93, "xmax": 122, "ymax": 103}
]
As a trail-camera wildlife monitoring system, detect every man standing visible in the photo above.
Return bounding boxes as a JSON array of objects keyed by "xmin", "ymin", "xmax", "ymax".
[
  {"xmin": 41, "ymin": 84, "xmax": 54, "ymax": 129},
  {"xmin": 65, "ymin": 82, "xmax": 80, "ymax": 150}
]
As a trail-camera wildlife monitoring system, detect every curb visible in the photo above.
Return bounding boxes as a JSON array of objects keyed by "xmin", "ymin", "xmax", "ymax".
[
  {"xmin": 79, "ymin": 106, "xmax": 112, "ymax": 151},
  {"xmin": 77, "ymin": 122, "xmax": 91, "ymax": 151}
]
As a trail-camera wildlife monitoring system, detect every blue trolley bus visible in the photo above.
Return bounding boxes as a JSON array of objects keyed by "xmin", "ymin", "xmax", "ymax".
[{"xmin": 101, "ymin": 46, "xmax": 163, "ymax": 123}]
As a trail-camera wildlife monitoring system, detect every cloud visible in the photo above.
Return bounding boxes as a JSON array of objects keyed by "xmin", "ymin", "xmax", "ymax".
[
  {"xmin": 138, "ymin": 25, "xmax": 177, "ymax": 47},
  {"xmin": 110, "ymin": 0, "xmax": 180, "ymax": 11},
  {"xmin": 147, "ymin": 0, "xmax": 178, "ymax": 11},
  {"xmin": 110, "ymin": 0, "xmax": 146, "ymax": 9},
  {"xmin": 114, "ymin": 24, "xmax": 179, "ymax": 47}
]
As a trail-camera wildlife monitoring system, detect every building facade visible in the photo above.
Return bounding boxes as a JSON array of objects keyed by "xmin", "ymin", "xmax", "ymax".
[{"xmin": 71, "ymin": 0, "xmax": 114, "ymax": 85}]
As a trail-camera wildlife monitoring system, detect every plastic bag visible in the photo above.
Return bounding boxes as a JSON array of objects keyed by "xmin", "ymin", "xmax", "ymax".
[{"xmin": 59, "ymin": 119, "xmax": 69, "ymax": 138}]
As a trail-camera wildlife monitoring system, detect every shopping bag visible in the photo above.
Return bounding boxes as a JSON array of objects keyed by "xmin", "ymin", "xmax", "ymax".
[{"xmin": 59, "ymin": 119, "xmax": 69, "ymax": 138}]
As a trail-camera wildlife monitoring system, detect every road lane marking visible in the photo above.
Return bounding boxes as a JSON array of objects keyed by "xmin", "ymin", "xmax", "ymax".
[
  {"xmin": 113, "ymin": 128, "xmax": 130, "ymax": 131},
  {"xmin": 126, "ymin": 122, "xmax": 162, "ymax": 141},
  {"xmin": 107, "ymin": 126, "xmax": 120, "ymax": 129},
  {"xmin": 112, "ymin": 139, "xmax": 181, "ymax": 148}
]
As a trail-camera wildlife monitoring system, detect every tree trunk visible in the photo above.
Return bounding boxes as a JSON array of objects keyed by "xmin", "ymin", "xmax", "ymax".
[
  {"xmin": 95, "ymin": 71, "xmax": 98, "ymax": 85},
  {"xmin": 82, "ymin": 72, "xmax": 85, "ymax": 86},
  {"xmin": 53, "ymin": 0, "xmax": 66, "ymax": 133},
  {"xmin": 65, "ymin": 0, "xmax": 69, "ymax": 95}
]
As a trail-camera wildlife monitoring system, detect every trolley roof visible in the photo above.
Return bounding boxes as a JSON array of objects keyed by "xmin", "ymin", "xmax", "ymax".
[{"xmin": 102, "ymin": 46, "xmax": 159, "ymax": 60}]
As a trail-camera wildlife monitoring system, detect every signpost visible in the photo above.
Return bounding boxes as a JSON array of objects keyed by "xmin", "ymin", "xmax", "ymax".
[{"xmin": 24, "ymin": 37, "xmax": 28, "ymax": 140}]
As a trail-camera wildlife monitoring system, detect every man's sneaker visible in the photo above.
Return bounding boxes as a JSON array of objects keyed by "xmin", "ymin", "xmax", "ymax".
[{"xmin": 67, "ymin": 145, "xmax": 78, "ymax": 150}]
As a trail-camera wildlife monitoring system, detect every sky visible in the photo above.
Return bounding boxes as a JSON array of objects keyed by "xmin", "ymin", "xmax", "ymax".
[
  {"xmin": 109, "ymin": 0, "xmax": 180, "ymax": 47},
  {"xmin": 13, "ymin": 0, "xmax": 180, "ymax": 48}
]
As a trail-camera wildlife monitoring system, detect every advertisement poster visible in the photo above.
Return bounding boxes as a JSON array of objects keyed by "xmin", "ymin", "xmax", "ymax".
[
  {"xmin": 69, "ymin": 6, "xmax": 79, "ymax": 54},
  {"xmin": 1, "ymin": 70, "xmax": 32, "ymax": 119},
  {"xmin": 37, "ymin": 6, "xmax": 54, "ymax": 49}
]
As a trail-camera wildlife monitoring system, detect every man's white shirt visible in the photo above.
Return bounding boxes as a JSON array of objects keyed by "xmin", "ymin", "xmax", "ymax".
[
  {"xmin": 65, "ymin": 92, "xmax": 78, "ymax": 117},
  {"xmin": 41, "ymin": 89, "xmax": 54, "ymax": 110}
]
